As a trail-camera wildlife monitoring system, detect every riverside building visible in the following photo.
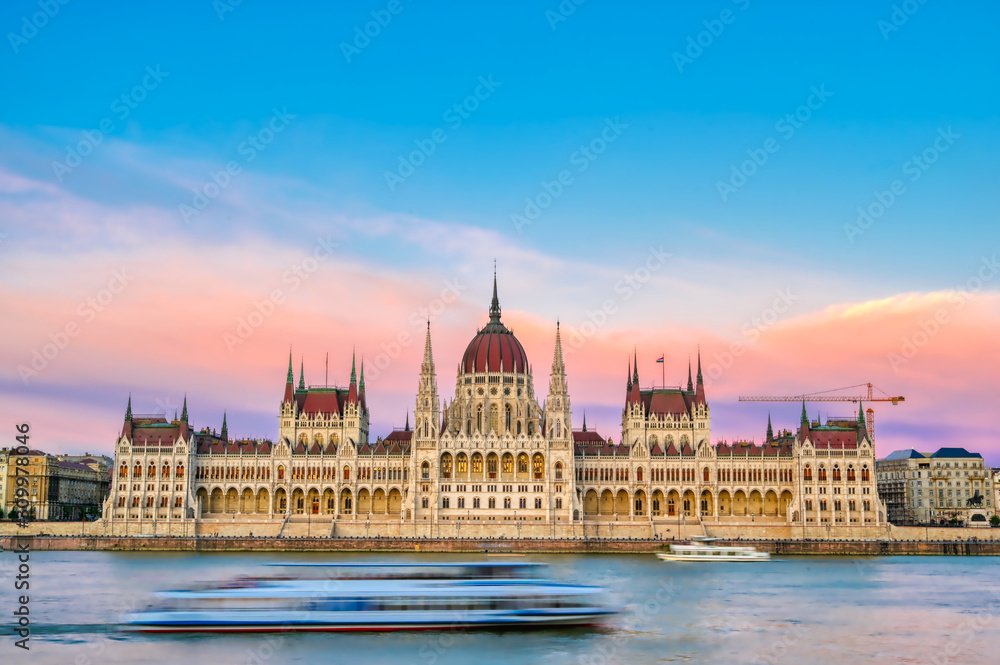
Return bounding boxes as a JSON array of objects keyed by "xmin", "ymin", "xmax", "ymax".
[
  {"xmin": 876, "ymin": 448, "xmax": 993, "ymax": 525},
  {"xmin": 103, "ymin": 276, "xmax": 886, "ymax": 537}
]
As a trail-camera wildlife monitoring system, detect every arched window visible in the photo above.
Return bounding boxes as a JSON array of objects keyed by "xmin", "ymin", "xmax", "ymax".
[
  {"xmin": 489, "ymin": 497, "xmax": 496, "ymax": 509},
  {"xmin": 343, "ymin": 465, "xmax": 350, "ymax": 480},
  {"xmin": 847, "ymin": 465, "xmax": 856, "ymax": 481},
  {"xmin": 527, "ymin": 421, "xmax": 535, "ymax": 436},
  {"xmin": 505, "ymin": 405, "xmax": 512, "ymax": 431},
  {"xmin": 119, "ymin": 463, "xmax": 128, "ymax": 478},
  {"xmin": 636, "ymin": 466, "xmax": 643, "ymax": 482},
  {"xmin": 833, "ymin": 465, "xmax": 842, "ymax": 482},
  {"xmin": 517, "ymin": 420, "xmax": 522, "ymax": 435},
  {"xmin": 175, "ymin": 463, "xmax": 183, "ymax": 479},
  {"xmin": 703, "ymin": 467, "xmax": 710, "ymax": 482},
  {"xmin": 488, "ymin": 454, "xmax": 498, "ymax": 478},
  {"xmin": 457, "ymin": 453, "xmax": 468, "ymax": 475},
  {"xmin": 490, "ymin": 405, "xmax": 499, "ymax": 433},
  {"xmin": 477, "ymin": 406, "xmax": 483, "ymax": 433},
  {"xmin": 162, "ymin": 462, "xmax": 170, "ymax": 479},
  {"xmin": 442, "ymin": 497, "xmax": 450, "ymax": 509},
  {"xmin": 421, "ymin": 461, "xmax": 430, "ymax": 479},
  {"xmin": 804, "ymin": 465, "xmax": 812, "ymax": 481},
  {"xmin": 502, "ymin": 454, "xmax": 513, "ymax": 474},
  {"xmin": 471, "ymin": 453, "xmax": 483, "ymax": 475},
  {"xmin": 440, "ymin": 453, "xmax": 453, "ymax": 479},
  {"xmin": 517, "ymin": 454, "xmax": 529, "ymax": 474},
  {"xmin": 532, "ymin": 453, "xmax": 545, "ymax": 479},
  {"xmin": 277, "ymin": 465, "xmax": 285, "ymax": 480},
  {"xmin": 147, "ymin": 463, "xmax": 156, "ymax": 478},
  {"xmin": 861, "ymin": 466, "xmax": 870, "ymax": 482},
  {"xmin": 555, "ymin": 420, "xmax": 561, "ymax": 437},
  {"xmin": 555, "ymin": 461, "xmax": 563, "ymax": 481},
  {"xmin": 818, "ymin": 466, "xmax": 827, "ymax": 482},
  {"xmin": 504, "ymin": 497, "xmax": 512, "ymax": 509}
]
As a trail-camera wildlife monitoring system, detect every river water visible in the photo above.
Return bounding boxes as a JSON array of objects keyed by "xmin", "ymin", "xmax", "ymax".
[{"xmin": 1, "ymin": 550, "xmax": 996, "ymax": 664}]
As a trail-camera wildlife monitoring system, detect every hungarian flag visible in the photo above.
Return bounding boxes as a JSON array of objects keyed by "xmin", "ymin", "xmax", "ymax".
[{"xmin": 656, "ymin": 356, "xmax": 664, "ymax": 363}]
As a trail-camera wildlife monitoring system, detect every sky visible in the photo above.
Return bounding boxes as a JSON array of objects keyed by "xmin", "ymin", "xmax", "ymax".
[{"xmin": 1, "ymin": 0, "xmax": 998, "ymax": 464}]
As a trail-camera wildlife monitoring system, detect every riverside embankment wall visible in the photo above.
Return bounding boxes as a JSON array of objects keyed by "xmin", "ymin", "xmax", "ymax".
[{"xmin": 3, "ymin": 535, "xmax": 1000, "ymax": 555}]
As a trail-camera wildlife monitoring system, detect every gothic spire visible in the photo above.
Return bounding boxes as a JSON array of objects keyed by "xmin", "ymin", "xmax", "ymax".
[
  {"xmin": 350, "ymin": 349, "xmax": 357, "ymax": 384},
  {"xmin": 125, "ymin": 394, "xmax": 132, "ymax": 422},
  {"xmin": 359, "ymin": 358, "xmax": 366, "ymax": 392},
  {"xmin": 687, "ymin": 357, "xmax": 693, "ymax": 392},
  {"xmin": 696, "ymin": 348, "xmax": 703, "ymax": 383},
  {"xmin": 626, "ymin": 359, "xmax": 632, "ymax": 391},
  {"xmin": 489, "ymin": 265, "xmax": 501, "ymax": 322},
  {"xmin": 221, "ymin": 411, "xmax": 228, "ymax": 440},
  {"xmin": 422, "ymin": 320, "xmax": 435, "ymax": 370},
  {"xmin": 180, "ymin": 394, "xmax": 188, "ymax": 422},
  {"xmin": 551, "ymin": 321, "xmax": 565, "ymax": 373},
  {"xmin": 298, "ymin": 358, "xmax": 305, "ymax": 390},
  {"xmin": 405, "ymin": 411, "xmax": 410, "ymax": 431},
  {"xmin": 286, "ymin": 347, "xmax": 293, "ymax": 384},
  {"xmin": 582, "ymin": 411, "xmax": 587, "ymax": 432},
  {"xmin": 632, "ymin": 348, "xmax": 639, "ymax": 385},
  {"xmin": 858, "ymin": 402, "xmax": 868, "ymax": 440},
  {"xmin": 766, "ymin": 413, "xmax": 773, "ymax": 442}
]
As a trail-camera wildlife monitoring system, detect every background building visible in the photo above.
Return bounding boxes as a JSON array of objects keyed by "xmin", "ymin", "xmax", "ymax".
[
  {"xmin": 1, "ymin": 448, "xmax": 110, "ymax": 520},
  {"xmin": 877, "ymin": 448, "xmax": 993, "ymax": 525}
]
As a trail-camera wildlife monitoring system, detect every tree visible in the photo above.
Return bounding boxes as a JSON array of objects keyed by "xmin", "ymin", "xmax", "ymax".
[
  {"xmin": 991, "ymin": 515, "xmax": 1000, "ymax": 528},
  {"xmin": 8, "ymin": 508, "xmax": 18, "ymax": 520}
]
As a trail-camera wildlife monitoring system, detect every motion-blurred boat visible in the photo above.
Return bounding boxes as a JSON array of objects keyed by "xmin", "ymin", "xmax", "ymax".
[
  {"xmin": 124, "ymin": 561, "xmax": 618, "ymax": 632},
  {"xmin": 656, "ymin": 536, "xmax": 770, "ymax": 562}
]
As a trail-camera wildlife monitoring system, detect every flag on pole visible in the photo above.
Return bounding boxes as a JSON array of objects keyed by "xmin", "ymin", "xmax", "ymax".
[{"xmin": 656, "ymin": 356, "xmax": 664, "ymax": 363}]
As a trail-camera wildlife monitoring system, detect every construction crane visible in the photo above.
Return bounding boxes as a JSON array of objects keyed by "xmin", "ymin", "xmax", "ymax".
[{"xmin": 738, "ymin": 383, "xmax": 905, "ymax": 442}]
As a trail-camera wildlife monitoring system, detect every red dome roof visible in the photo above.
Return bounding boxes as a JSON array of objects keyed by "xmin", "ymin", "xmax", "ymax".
[
  {"xmin": 462, "ymin": 323, "xmax": 529, "ymax": 373},
  {"xmin": 460, "ymin": 275, "xmax": 529, "ymax": 374}
]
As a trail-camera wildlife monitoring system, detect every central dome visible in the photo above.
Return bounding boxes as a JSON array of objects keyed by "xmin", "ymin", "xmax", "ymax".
[{"xmin": 460, "ymin": 275, "xmax": 529, "ymax": 374}]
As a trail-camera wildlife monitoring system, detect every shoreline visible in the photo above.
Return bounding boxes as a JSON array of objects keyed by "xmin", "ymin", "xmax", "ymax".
[{"xmin": 3, "ymin": 534, "xmax": 1000, "ymax": 555}]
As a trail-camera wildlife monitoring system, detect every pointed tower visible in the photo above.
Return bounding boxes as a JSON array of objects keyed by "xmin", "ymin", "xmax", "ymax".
[
  {"xmin": 283, "ymin": 349, "xmax": 295, "ymax": 403},
  {"xmin": 347, "ymin": 350, "xmax": 358, "ymax": 405},
  {"xmin": 629, "ymin": 350, "xmax": 642, "ymax": 409},
  {"xmin": 687, "ymin": 357, "xmax": 694, "ymax": 392},
  {"xmin": 766, "ymin": 413, "xmax": 773, "ymax": 442},
  {"xmin": 221, "ymin": 411, "xmax": 228, "ymax": 441},
  {"xmin": 694, "ymin": 349, "xmax": 706, "ymax": 405},
  {"xmin": 405, "ymin": 411, "xmax": 410, "ymax": 431},
  {"xmin": 415, "ymin": 321, "xmax": 440, "ymax": 442},
  {"xmin": 582, "ymin": 411, "xmax": 587, "ymax": 432},
  {"xmin": 125, "ymin": 394, "xmax": 133, "ymax": 422},
  {"xmin": 545, "ymin": 321, "xmax": 571, "ymax": 443},
  {"xmin": 857, "ymin": 401, "xmax": 868, "ymax": 441},
  {"xmin": 799, "ymin": 399, "xmax": 811, "ymax": 441},
  {"xmin": 180, "ymin": 394, "xmax": 188, "ymax": 422},
  {"xmin": 298, "ymin": 359, "xmax": 306, "ymax": 390}
]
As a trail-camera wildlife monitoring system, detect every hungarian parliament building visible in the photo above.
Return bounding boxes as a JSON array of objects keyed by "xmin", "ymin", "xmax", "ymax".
[{"xmin": 103, "ymin": 277, "xmax": 886, "ymax": 537}]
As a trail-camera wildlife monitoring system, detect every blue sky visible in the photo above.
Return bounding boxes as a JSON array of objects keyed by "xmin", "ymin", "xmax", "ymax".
[{"xmin": 2, "ymin": 1, "xmax": 999, "ymax": 460}]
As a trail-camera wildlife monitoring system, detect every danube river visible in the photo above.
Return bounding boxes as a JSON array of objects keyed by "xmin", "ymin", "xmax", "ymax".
[{"xmin": 2, "ymin": 550, "xmax": 996, "ymax": 664}]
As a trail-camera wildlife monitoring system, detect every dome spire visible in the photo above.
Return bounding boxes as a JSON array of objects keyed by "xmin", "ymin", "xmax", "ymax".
[{"xmin": 489, "ymin": 263, "xmax": 501, "ymax": 322}]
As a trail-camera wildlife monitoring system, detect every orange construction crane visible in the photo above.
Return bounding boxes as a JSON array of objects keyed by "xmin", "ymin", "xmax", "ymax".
[{"xmin": 738, "ymin": 383, "xmax": 905, "ymax": 442}]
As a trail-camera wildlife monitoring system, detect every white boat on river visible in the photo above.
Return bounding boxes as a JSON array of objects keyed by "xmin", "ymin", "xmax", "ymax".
[
  {"xmin": 656, "ymin": 537, "xmax": 770, "ymax": 562},
  {"xmin": 124, "ymin": 561, "xmax": 619, "ymax": 632}
]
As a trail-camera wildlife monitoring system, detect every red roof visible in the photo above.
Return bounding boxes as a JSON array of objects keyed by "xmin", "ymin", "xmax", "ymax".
[
  {"xmin": 294, "ymin": 389, "xmax": 348, "ymax": 417},
  {"xmin": 461, "ymin": 321, "xmax": 529, "ymax": 374},
  {"xmin": 640, "ymin": 388, "xmax": 697, "ymax": 417}
]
